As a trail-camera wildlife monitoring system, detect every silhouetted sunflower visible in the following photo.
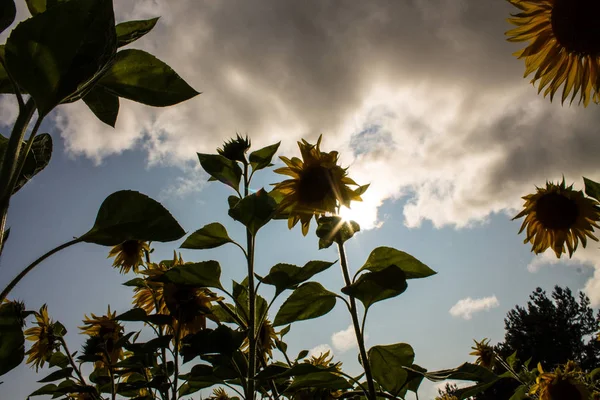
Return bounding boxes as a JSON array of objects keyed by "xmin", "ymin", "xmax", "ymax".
[
  {"xmin": 242, "ymin": 319, "xmax": 278, "ymax": 362},
  {"xmin": 529, "ymin": 361, "xmax": 589, "ymax": 400},
  {"xmin": 305, "ymin": 350, "xmax": 342, "ymax": 372},
  {"xmin": 273, "ymin": 135, "xmax": 368, "ymax": 235},
  {"xmin": 218, "ymin": 134, "xmax": 251, "ymax": 163},
  {"xmin": 79, "ymin": 306, "xmax": 125, "ymax": 367},
  {"xmin": 24, "ymin": 304, "xmax": 60, "ymax": 371},
  {"xmin": 505, "ymin": 0, "xmax": 600, "ymax": 106},
  {"xmin": 513, "ymin": 179, "xmax": 600, "ymax": 258},
  {"xmin": 108, "ymin": 240, "xmax": 149, "ymax": 274},
  {"xmin": 470, "ymin": 338, "xmax": 495, "ymax": 369},
  {"xmin": 209, "ymin": 387, "xmax": 231, "ymax": 400}
]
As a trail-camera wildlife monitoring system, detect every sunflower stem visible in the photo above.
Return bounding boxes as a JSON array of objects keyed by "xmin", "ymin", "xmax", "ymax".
[
  {"xmin": 59, "ymin": 337, "xmax": 99, "ymax": 398},
  {"xmin": 243, "ymin": 161, "xmax": 257, "ymax": 400},
  {"xmin": 337, "ymin": 241, "xmax": 377, "ymax": 400},
  {"xmin": 0, "ymin": 237, "xmax": 82, "ymax": 302},
  {"xmin": 172, "ymin": 323, "xmax": 181, "ymax": 400}
]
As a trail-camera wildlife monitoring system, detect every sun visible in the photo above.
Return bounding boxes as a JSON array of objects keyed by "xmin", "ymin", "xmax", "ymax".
[{"xmin": 339, "ymin": 201, "xmax": 379, "ymax": 230}]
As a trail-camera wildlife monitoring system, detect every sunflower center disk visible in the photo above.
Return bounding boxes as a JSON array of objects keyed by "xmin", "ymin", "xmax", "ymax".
[
  {"xmin": 548, "ymin": 379, "xmax": 584, "ymax": 400},
  {"xmin": 551, "ymin": 0, "xmax": 600, "ymax": 56},
  {"xmin": 535, "ymin": 192, "xmax": 579, "ymax": 230},
  {"xmin": 298, "ymin": 165, "xmax": 334, "ymax": 205}
]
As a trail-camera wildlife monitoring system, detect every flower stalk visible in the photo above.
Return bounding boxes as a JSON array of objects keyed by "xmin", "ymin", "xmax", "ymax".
[{"xmin": 244, "ymin": 161, "xmax": 257, "ymax": 400}]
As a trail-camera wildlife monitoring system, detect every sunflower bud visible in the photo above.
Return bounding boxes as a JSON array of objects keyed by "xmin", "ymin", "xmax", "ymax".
[{"xmin": 217, "ymin": 134, "xmax": 251, "ymax": 163}]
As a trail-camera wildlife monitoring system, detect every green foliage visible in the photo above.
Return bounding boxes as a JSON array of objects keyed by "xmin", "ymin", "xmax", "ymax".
[
  {"xmin": 198, "ymin": 153, "xmax": 242, "ymax": 192},
  {"xmin": 181, "ymin": 222, "xmax": 234, "ymax": 250},
  {"xmin": 115, "ymin": 17, "xmax": 160, "ymax": 47},
  {"xmin": 37, "ymin": 367, "xmax": 73, "ymax": 383},
  {"xmin": 274, "ymin": 282, "xmax": 337, "ymax": 326},
  {"xmin": 81, "ymin": 190, "xmax": 185, "ymax": 246},
  {"xmin": 0, "ymin": 0, "xmax": 15, "ymax": 34},
  {"xmin": 249, "ymin": 142, "xmax": 281, "ymax": 171},
  {"xmin": 5, "ymin": 0, "xmax": 117, "ymax": 116},
  {"xmin": 82, "ymin": 85, "xmax": 119, "ymax": 127},
  {"xmin": 161, "ymin": 260, "xmax": 224, "ymax": 290},
  {"xmin": 286, "ymin": 371, "xmax": 352, "ymax": 391},
  {"xmin": 368, "ymin": 343, "xmax": 414, "ymax": 395},
  {"xmin": 584, "ymin": 177, "xmax": 600, "ymax": 202},
  {"xmin": 228, "ymin": 188, "xmax": 278, "ymax": 234},
  {"xmin": 0, "ymin": 133, "xmax": 52, "ymax": 195},
  {"xmin": 358, "ymin": 246, "xmax": 437, "ymax": 279},
  {"xmin": 316, "ymin": 216, "xmax": 360, "ymax": 249},
  {"xmin": 343, "ymin": 265, "xmax": 407, "ymax": 310},
  {"xmin": 0, "ymin": 301, "xmax": 24, "ymax": 376},
  {"xmin": 260, "ymin": 260, "xmax": 336, "ymax": 295}
]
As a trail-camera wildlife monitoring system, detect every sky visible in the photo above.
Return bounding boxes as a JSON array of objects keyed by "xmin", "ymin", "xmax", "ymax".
[{"xmin": 1, "ymin": 0, "xmax": 600, "ymax": 399}]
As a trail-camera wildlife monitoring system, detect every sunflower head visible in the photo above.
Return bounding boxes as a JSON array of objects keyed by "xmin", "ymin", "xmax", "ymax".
[
  {"xmin": 305, "ymin": 350, "xmax": 343, "ymax": 372},
  {"xmin": 79, "ymin": 306, "xmax": 125, "ymax": 366},
  {"xmin": 24, "ymin": 304, "xmax": 61, "ymax": 371},
  {"xmin": 469, "ymin": 338, "xmax": 495, "ymax": 369},
  {"xmin": 218, "ymin": 133, "xmax": 251, "ymax": 163},
  {"xmin": 435, "ymin": 395, "xmax": 458, "ymax": 400},
  {"xmin": 241, "ymin": 318, "xmax": 278, "ymax": 362},
  {"xmin": 108, "ymin": 240, "xmax": 149, "ymax": 274},
  {"xmin": 513, "ymin": 179, "xmax": 600, "ymax": 258},
  {"xmin": 209, "ymin": 387, "xmax": 232, "ymax": 400},
  {"xmin": 272, "ymin": 135, "xmax": 368, "ymax": 236},
  {"xmin": 529, "ymin": 362, "xmax": 589, "ymax": 400},
  {"xmin": 506, "ymin": 0, "xmax": 600, "ymax": 106}
]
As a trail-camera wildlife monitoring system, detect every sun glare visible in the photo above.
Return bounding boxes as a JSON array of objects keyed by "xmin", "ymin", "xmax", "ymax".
[{"xmin": 339, "ymin": 202, "xmax": 379, "ymax": 230}]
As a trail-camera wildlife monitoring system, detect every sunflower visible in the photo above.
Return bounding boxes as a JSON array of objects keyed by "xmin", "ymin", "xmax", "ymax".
[
  {"xmin": 272, "ymin": 135, "xmax": 368, "ymax": 236},
  {"xmin": 242, "ymin": 319, "xmax": 278, "ymax": 362},
  {"xmin": 470, "ymin": 338, "xmax": 495, "ymax": 369},
  {"xmin": 513, "ymin": 179, "xmax": 600, "ymax": 258},
  {"xmin": 209, "ymin": 387, "xmax": 232, "ymax": 400},
  {"xmin": 79, "ymin": 306, "xmax": 125, "ymax": 367},
  {"xmin": 218, "ymin": 133, "xmax": 251, "ymax": 163},
  {"xmin": 529, "ymin": 361, "xmax": 589, "ymax": 400},
  {"xmin": 24, "ymin": 304, "xmax": 60, "ymax": 371},
  {"xmin": 505, "ymin": 0, "xmax": 600, "ymax": 106},
  {"xmin": 305, "ymin": 350, "xmax": 342, "ymax": 372},
  {"xmin": 435, "ymin": 395, "xmax": 458, "ymax": 400},
  {"xmin": 133, "ymin": 256, "xmax": 220, "ymax": 340},
  {"xmin": 108, "ymin": 240, "xmax": 149, "ymax": 274}
]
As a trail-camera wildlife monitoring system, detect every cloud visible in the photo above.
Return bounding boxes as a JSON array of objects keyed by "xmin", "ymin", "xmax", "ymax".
[
  {"xmin": 331, "ymin": 325, "xmax": 361, "ymax": 353},
  {"xmin": 158, "ymin": 166, "xmax": 208, "ymax": 201},
  {"xmin": 3, "ymin": 0, "xmax": 599, "ymax": 231},
  {"xmin": 526, "ymin": 246, "xmax": 600, "ymax": 306},
  {"xmin": 449, "ymin": 295, "xmax": 499, "ymax": 320},
  {"xmin": 309, "ymin": 344, "xmax": 333, "ymax": 359}
]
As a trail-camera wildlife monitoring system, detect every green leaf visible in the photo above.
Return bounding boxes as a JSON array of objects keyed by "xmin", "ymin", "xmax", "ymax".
[
  {"xmin": 584, "ymin": 177, "xmax": 600, "ymax": 202},
  {"xmin": 508, "ymin": 384, "xmax": 529, "ymax": 400},
  {"xmin": 161, "ymin": 260, "xmax": 224, "ymax": 290},
  {"xmin": 316, "ymin": 216, "xmax": 360, "ymax": 249},
  {"xmin": 0, "ymin": 301, "xmax": 24, "ymax": 376},
  {"xmin": 358, "ymin": 246, "xmax": 436, "ymax": 279},
  {"xmin": 180, "ymin": 325, "xmax": 245, "ymax": 362},
  {"xmin": 83, "ymin": 85, "xmax": 119, "ymax": 127},
  {"xmin": 404, "ymin": 364, "xmax": 427, "ymax": 393},
  {"xmin": 115, "ymin": 308, "xmax": 172, "ymax": 326},
  {"xmin": 122, "ymin": 278, "xmax": 146, "ymax": 287},
  {"xmin": 273, "ymin": 282, "xmax": 337, "ymax": 327},
  {"xmin": 1, "ymin": 227, "xmax": 9, "ymax": 254},
  {"xmin": 296, "ymin": 350, "xmax": 309, "ymax": 361},
  {"xmin": 255, "ymin": 363, "xmax": 336, "ymax": 380},
  {"xmin": 24, "ymin": 0, "xmax": 46, "ymax": 15},
  {"xmin": 115, "ymin": 17, "xmax": 159, "ymax": 47},
  {"xmin": 260, "ymin": 260, "xmax": 336, "ymax": 295},
  {"xmin": 286, "ymin": 372, "xmax": 352, "ymax": 391},
  {"xmin": 228, "ymin": 188, "xmax": 278, "ymax": 234},
  {"xmin": 181, "ymin": 222, "xmax": 234, "ymax": 250},
  {"xmin": 0, "ymin": 0, "xmax": 15, "ymax": 35},
  {"xmin": 210, "ymin": 303, "xmax": 238, "ymax": 324},
  {"xmin": 249, "ymin": 142, "xmax": 280, "ymax": 171},
  {"xmin": 48, "ymin": 352, "xmax": 69, "ymax": 369},
  {"xmin": 232, "ymin": 280, "xmax": 268, "ymax": 326},
  {"xmin": 506, "ymin": 351, "xmax": 518, "ymax": 370},
  {"xmin": 38, "ymin": 367, "xmax": 73, "ymax": 383},
  {"xmin": 424, "ymin": 362, "xmax": 498, "ymax": 383},
  {"xmin": 81, "ymin": 190, "xmax": 185, "ymax": 246},
  {"xmin": 456, "ymin": 379, "xmax": 503, "ymax": 400},
  {"xmin": 197, "ymin": 153, "xmax": 242, "ymax": 192},
  {"xmin": 0, "ymin": 46, "xmax": 14, "ymax": 94},
  {"xmin": 12, "ymin": 133, "xmax": 53, "ymax": 194},
  {"xmin": 368, "ymin": 343, "xmax": 414, "ymax": 396},
  {"xmin": 98, "ymin": 49, "xmax": 199, "ymax": 107},
  {"xmin": 29, "ymin": 383, "xmax": 58, "ymax": 396},
  {"xmin": 342, "ymin": 266, "xmax": 407, "ymax": 310},
  {"xmin": 5, "ymin": 0, "xmax": 117, "ymax": 116}
]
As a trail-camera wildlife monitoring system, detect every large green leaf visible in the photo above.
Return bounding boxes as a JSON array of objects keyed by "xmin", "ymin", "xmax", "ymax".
[
  {"xmin": 249, "ymin": 142, "xmax": 280, "ymax": 172},
  {"xmin": 232, "ymin": 279, "xmax": 268, "ymax": 327},
  {"xmin": 24, "ymin": 0, "xmax": 71, "ymax": 16},
  {"xmin": 273, "ymin": 282, "xmax": 337, "ymax": 327},
  {"xmin": 161, "ymin": 260, "xmax": 224, "ymax": 290},
  {"xmin": 0, "ymin": 47, "xmax": 13, "ymax": 94},
  {"xmin": 180, "ymin": 325, "xmax": 245, "ymax": 361},
  {"xmin": 584, "ymin": 177, "xmax": 600, "ymax": 202},
  {"xmin": 255, "ymin": 363, "xmax": 336, "ymax": 380},
  {"xmin": 342, "ymin": 265, "xmax": 407, "ymax": 310},
  {"xmin": 0, "ymin": 301, "xmax": 24, "ymax": 376},
  {"xmin": 115, "ymin": 17, "xmax": 159, "ymax": 47},
  {"xmin": 0, "ymin": 0, "xmax": 15, "ymax": 35},
  {"xmin": 12, "ymin": 133, "xmax": 53, "ymax": 194},
  {"xmin": 81, "ymin": 190, "xmax": 185, "ymax": 246},
  {"xmin": 228, "ymin": 188, "xmax": 278, "ymax": 234},
  {"xmin": 260, "ymin": 260, "xmax": 336, "ymax": 295},
  {"xmin": 83, "ymin": 85, "xmax": 119, "ymax": 127},
  {"xmin": 358, "ymin": 246, "xmax": 436, "ymax": 279},
  {"xmin": 286, "ymin": 372, "xmax": 352, "ymax": 391},
  {"xmin": 98, "ymin": 49, "xmax": 199, "ymax": 107},
  {"xmin": 198, "ymin": 153, "xmax": 242, "ymax": 192},
  {"xmin": 5, "ymin": 0, "xmax": 117, "ymax": 116},
  {"xmin": 368, "ymin": 343, "xmax": 414, "ymax": 396},
  {"xmin": 423, "ymin": 362, "xmax": 498, "ymax": 383},
  {"xmin": 180, "ymin": 222, "xmax": 234, "ymax": 250},
  {"xmin": 37, "ymin": 367, "xmax": 73, "ymax": 383}
]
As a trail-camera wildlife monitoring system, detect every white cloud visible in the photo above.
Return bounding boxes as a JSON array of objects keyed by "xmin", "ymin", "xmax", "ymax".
[
  {"xmin": 526, "ymin": 246, "xmax": 600, "ymax": 306},
  {"xmin": 331, "ymin": 325, "xmax": 360, "ymax": 353},
  {"xmin": 309, "ymin": 344, "xmax": 333, "ymax": 359},
  {"xmin": 158, "ymin": 166, "xmax": 208, "ymax": 201},
  {"xmin": 449, "ymin": 295, "xmax": 499, "ymax": 320}
]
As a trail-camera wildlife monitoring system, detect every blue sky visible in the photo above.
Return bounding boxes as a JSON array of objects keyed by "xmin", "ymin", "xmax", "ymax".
[{"xmin": 2, "ymin": 1, "xmax": 600, "ymax": 399}]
